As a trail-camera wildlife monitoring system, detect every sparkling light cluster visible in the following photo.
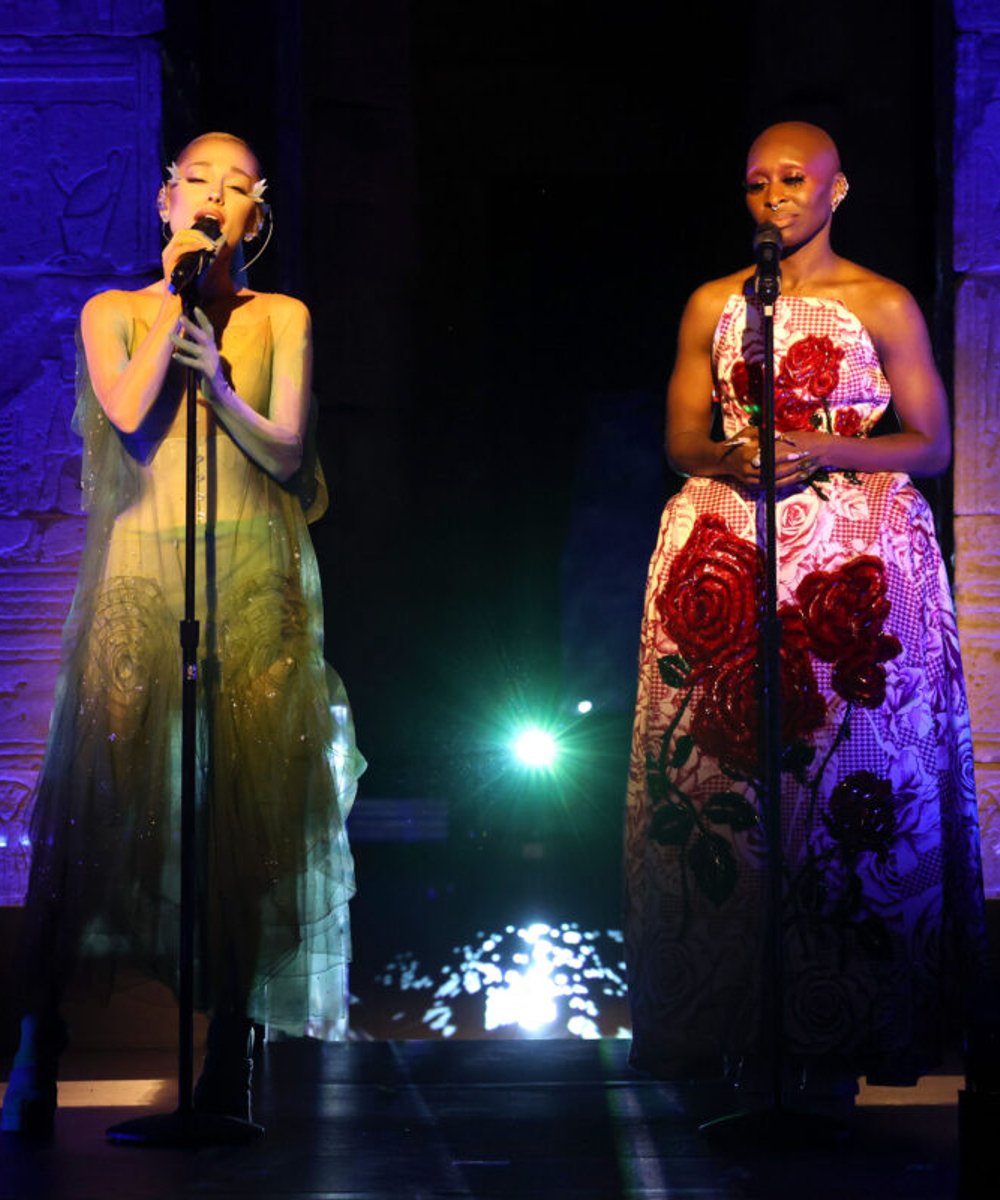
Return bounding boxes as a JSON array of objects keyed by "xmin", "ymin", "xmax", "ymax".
[{"xmin": 375, "ymin": 921, "xmax": 630, "ymax": 1039}]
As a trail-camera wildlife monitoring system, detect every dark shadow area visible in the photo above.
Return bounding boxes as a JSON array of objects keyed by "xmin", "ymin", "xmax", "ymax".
[{"xmin": 0, "ymin": 1039, "xmax": 968, "ymax": 1199}]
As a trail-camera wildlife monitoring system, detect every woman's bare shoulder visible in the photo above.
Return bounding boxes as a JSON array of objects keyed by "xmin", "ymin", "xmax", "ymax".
[
  {"xmin": 680, "ymin": 270, "xmax": 749, "ymax": 337},
  {"xmin": 79, "ymin": 286, "xmax": 166, "ymax": 346},
  {"xmin": 831, "ymin": 259, "xmax": 925, "ymax": 339},
  {"xmin": 82, "ymin": 284, "xmax": 161, "ymax": 319},
  {"xmin": 243, "ymin": 289, "xmax": 308, "ymax": 316},
  {"xmin": 832, "ymin": 257, "xmax": 911, "ymax": 301},
  {"xmin": 241, "ymin": 290, "xmax": 311, "ymax": 333},
  {"xmin": 693, "ymin": 268, "xmax": 751, "ymax": 304}
]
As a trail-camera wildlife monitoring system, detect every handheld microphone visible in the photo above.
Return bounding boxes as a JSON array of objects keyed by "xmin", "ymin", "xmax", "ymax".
[
  {"xmin": 753, "ymin": 222, "xmax": 782, "ymax": 301},
  {"xmin": 169, "ymin": 215, "xmax": 222, "ymax": 295}
]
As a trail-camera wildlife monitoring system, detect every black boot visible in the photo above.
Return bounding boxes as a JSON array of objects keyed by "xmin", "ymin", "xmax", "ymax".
[
  {"xmin": 192, "ymin": 1014, "xmax": 256, "ymax": 1123},
  {"xmin": 1, "ymin": 1013, "xmax": 68, "ymax": 1138}
]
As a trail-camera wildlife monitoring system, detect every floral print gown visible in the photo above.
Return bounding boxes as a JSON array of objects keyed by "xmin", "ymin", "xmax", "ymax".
[
  {"xmin": 624, "ymin": 293, "xmax": 987, "ymax": 1083},
  {"xmin": 17, "ymin": 318, "xmax": 364, "ymax": 1038}
]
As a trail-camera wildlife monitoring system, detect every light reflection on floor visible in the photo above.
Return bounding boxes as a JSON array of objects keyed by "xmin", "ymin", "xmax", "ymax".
[
  {"xmin": 0, "ymin": 1072, "xmax": 964, "ymax": 1112},
  {"xmin": 0, "ymin": 1079, "xmax": 173, "ymax": 1108}
]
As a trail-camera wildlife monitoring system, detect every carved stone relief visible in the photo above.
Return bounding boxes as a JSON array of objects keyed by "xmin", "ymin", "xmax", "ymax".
[{"xmin": 0, "ymin": 26, "xmax": 162, "ymax": 903}]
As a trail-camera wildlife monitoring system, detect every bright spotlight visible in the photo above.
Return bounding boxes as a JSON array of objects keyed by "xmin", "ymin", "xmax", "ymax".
[
  {"xmin": 511, "ymin": 726, "xmax": 558, "ymax": 769},
  {"xmin": 576, "ymin": 699, "xmax": 593, "ymax": 715}
]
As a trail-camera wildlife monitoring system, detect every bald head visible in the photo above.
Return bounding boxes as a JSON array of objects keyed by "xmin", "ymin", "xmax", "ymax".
[
  {"xmin": 747, "ymin": 122, "xmax": 841, "ymax": 176},
  {"xmin": 742, "ymin": 121, "xmax": 849, "ymax": 245}
]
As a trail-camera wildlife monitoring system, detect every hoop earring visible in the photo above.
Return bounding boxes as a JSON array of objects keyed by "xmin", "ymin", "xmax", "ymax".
[
  {"xmin": 161, "ymin": 220, "xmax": 171, "ymax": 242},
  {"xmin": 241, "ymin": 205, "xmax": 273, "ymax": 273}
]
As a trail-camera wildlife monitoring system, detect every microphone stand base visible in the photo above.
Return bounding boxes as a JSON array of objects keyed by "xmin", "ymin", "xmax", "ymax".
[
  {"xmin": 699, "ymin": 1102, "xmax": 851, "ymax": 1149},
  {"xmin": 106, "ymin": 1106, "xmax": 264, "ymax": 1147}
]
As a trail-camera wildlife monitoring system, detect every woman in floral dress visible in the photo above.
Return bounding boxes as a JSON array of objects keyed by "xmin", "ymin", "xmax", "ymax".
[{"xmin": 624, "ymin": 122, "xmax": 987, "ymax": 1102}]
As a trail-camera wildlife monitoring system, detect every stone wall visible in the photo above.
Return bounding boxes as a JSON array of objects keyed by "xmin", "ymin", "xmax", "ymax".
[
  {"xmin": 954, "ymin": 0, "xmax": 1000, "ymax": 897},
  {"xmin": 0, "ymin": 4, "xmax": 163, "ymax": 904}
]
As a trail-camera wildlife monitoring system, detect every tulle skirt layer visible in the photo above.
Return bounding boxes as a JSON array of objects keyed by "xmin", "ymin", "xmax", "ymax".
[{"xmin": 18, "ymin": 480, "xmax": 363, "ymax": 1037}]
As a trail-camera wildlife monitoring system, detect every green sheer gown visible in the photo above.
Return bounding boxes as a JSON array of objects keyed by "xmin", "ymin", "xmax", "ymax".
[{"xmin": 17, "ymin": 306, "xmax": 364, "ymax": 1038}]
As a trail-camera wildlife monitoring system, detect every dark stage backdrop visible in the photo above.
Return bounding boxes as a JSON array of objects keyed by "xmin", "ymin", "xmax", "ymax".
[{"xmin": 163, "ymin": 0, "xmax": 948, "ymax": 816}]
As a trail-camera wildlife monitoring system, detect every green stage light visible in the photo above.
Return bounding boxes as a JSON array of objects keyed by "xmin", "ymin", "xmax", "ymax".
[{"xmin": 511, "ymin": 726, "xmax": 559, "ymax": 769}]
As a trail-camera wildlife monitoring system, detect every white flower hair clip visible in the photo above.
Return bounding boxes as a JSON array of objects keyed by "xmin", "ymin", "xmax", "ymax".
[{"xmin": 163, "ymin": 162, "xmax": 267, "ymax": 203}]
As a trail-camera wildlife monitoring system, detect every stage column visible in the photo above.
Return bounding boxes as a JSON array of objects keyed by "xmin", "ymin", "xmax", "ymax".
[
  {"xmin": 953, "ymin": 1, "xmax": 1000, "ymax": 899},
  {"xmin": 0, "ymin": 2, "xmax": 163, "ymax": 909}
]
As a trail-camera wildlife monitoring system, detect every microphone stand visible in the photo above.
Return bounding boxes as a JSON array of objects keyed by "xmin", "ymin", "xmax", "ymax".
[
  {"xmin": 700, "ymin": 235, "xmax": 847, "ymax": 1147},
  {"xmin": 106, "ymin": 272, "xmax": 263, "ymax": 1146}
]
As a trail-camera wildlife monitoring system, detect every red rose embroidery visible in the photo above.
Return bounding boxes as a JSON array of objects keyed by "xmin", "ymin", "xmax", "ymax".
[
  {"xmin": 731, "ymin": 337, "xmax": 846, "ymax": 433},
  {"xmin": 796, "ymin": 557, "xmax": 902, "ymax": 707},
  {"xmin": 775, "ymin": 384, "xmax": 821, "ymax": 431},
  {"xmin": 690, "ymin": 605, "xmax": 825, "ymax": 776},
  {"xmin": 778, "ymin": 605, "xmax": 827, "ymax": 736},
  {"xmin": 732, "ymin": 337, "xmax": 844, "ymax": 432},
  {"xmin": 831, "ymin": 634, "xmax": 902, "ymax": 708},
  {"xmin": 796, "ymin": 557, "xmax": 891, "ymax": 662},
  {"xmin": 834, "ymin": 408, "xmax": 862, "ymax": 438},
  {"xmin": 691, "ymin": 657, "xmax": 760, "ymax": 776},
  {"xmin": 656, "ymin": 514, "xmax": 762, "ymax": 677},
  {"xmin": 824, "ymin": 771, "xmax": 896, "ymax": 861},
  {"xmin": 782, "ymin": 335, "xmax": 845, "ymax": 399},
  {"xmin": 731, "ymin": 359, "xmax": 763, "ymax": 415}
]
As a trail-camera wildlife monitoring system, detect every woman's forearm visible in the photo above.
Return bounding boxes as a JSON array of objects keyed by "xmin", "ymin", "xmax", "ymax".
[
  {"xmin": 204, "ymin": 375, "xmax": 304, "ymax": 481},
  {"xmin": 666, "ymin": 420, "xmax": 949, "ymax": 487},
  {"xmin": 667, "ymin": 428, "xmax": 750, "ymax": 479},
  {"xmin": 808, "ymin": 427, "xmax": 951, "ymax": 477},
  {"xmin": 89, "ymin": 294, "xmax": 182, "ymax": 434}
]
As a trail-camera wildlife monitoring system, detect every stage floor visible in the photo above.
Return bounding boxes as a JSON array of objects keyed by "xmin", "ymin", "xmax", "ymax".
[{"xmin": 0, "ymin": 1037, "xmax": 970, "ymax": 1199}]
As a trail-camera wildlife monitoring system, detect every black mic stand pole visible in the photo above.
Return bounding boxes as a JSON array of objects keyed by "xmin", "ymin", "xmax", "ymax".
[
  {"xmin": 107, "ymin": 273, "xmax": 262, "ymax": 1146},
  {"xmin": 758, "ymin": 250, "xmax": 786, "ymax": 1121},
  {"xmin": 700, "ymin": 240, "xmax": 847, "ymax": 1148}
]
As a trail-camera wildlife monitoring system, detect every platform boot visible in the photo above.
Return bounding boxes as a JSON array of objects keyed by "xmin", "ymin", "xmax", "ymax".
[
  {"xmin": 1, "ymin": 1013, "xmax": 68, "ymax": 1137},
  {"xmin": 192, "ymin": 1013, "xmax": 257, "ymax": 1124}
]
